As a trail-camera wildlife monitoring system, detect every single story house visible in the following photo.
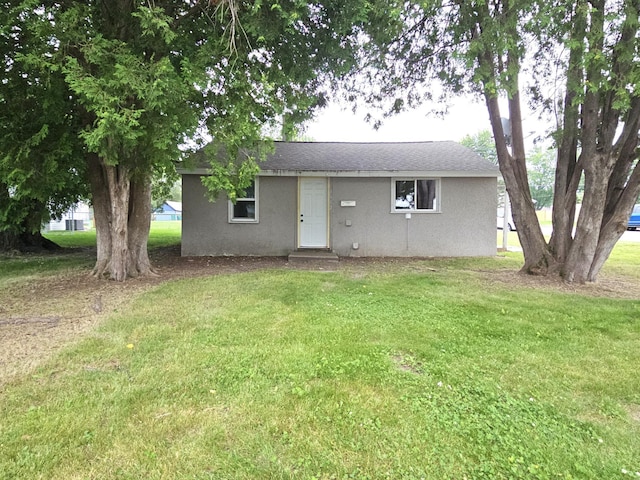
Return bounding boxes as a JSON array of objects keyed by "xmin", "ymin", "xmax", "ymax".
[
  {"xmin": 179, "ymin": 141, "xmax": 499, "ymax": 258},
  {"xmin": 44, "ymin": 202, "xmax": 92, "ymax": 232},
  {"xmin": 154, "ymin": 200, "xmax": 182, "ymax": 221}
]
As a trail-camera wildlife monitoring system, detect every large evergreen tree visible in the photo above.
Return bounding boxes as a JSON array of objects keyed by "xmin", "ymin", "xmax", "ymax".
[
  {"xmin": 2, "ymin": 0, "xmax": 369, "ymax": 279},
  {"xmin": 0, "ymin": 1, "xmax": 87, "ymax": 251},
  {"xmin": 356, "ymin": 0, "xmax": 640, "ymax": 283}
]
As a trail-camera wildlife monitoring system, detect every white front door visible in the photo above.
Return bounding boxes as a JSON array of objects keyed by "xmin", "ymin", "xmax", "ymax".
[{"xmin": 299, "ymin": 177, "xmax": 329, "ymax": 248}]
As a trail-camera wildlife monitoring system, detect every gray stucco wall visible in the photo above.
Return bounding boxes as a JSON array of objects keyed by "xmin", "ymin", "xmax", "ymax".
[
  {"xmin": 329, "ymin": 177, "xmax": 497, "ymax": 257},
  {"xmin": 181, "ymin": 174, "xmax": 497, "ymax": 257},
  {"xmin": 182, "ymin": 175, "xmax": 298, "ymax": 256}
]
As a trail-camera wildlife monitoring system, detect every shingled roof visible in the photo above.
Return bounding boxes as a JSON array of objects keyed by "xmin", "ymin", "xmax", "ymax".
[{"xmin": 183, "ymin": 141, "xmax": 499, "ymax": 177}]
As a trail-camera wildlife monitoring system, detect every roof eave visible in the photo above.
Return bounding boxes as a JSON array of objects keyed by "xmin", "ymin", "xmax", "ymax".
[
  {"xmin": 261, "ymin": 169, "xmax": 499, "ymax": 178},
  {"xmin": 178, "ymin": 168, "xmax": 499, "ymax": 178}
]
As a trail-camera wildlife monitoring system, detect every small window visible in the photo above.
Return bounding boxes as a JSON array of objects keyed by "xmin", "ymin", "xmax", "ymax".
[
  {"xmin": 228, "ymin": 179, "xmax": 259, "ymax": 223},
  {"xmin": 393, "ymin": 179, "xmax": 438, "ymax": 212}
]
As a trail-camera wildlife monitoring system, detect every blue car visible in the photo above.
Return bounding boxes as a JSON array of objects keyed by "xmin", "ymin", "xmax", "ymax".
[{"xmin": 628, "ymin": 204, "xmax": 640, "ymax": 230}]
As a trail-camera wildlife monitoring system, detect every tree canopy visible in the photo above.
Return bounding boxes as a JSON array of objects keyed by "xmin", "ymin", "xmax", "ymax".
[
  {"xmin": 460, "ymin": 131, "xmax": 498, "ymax": 166},
  {"xmin": 356, "ymin": 0, "xmax": 640, "ymax": 283},
  {"xmin": 5, "ymin": 0, "xmax": 638, "ymax": 283},
  {"xmin": 1, "ymin": 0, "xmax": 371, "ymax": 279},
  {"xmin": 0, "ymin": 2, "xmax": 88, "ymax": 250}
]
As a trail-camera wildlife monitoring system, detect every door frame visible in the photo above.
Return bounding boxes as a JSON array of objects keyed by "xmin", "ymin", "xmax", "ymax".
[{"xmin": 297, "ymin": 177, "xmax": 330, "ymax": 249}]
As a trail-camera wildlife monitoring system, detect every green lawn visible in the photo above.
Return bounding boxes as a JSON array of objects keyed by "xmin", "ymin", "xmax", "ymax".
[
  {"xmin": 1, "ymin": 224, "xmax": 639, "ymax": 479},
  {"xmin": 0, "ymin": 222, "xmax": 182, "ymax": 288},
  {"xmin": 43, "ymin": 220, "xmax": 182, "ymax": 249}
]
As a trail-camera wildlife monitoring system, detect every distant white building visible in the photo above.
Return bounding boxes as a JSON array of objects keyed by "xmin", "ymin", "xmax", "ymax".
[
  {"xmin": 44, "ymin": 202, "xmax": 92, "ymax": 232},
  {"xmin": 154, "ymin": 200, "xmax": 182, "ymax": 221}
]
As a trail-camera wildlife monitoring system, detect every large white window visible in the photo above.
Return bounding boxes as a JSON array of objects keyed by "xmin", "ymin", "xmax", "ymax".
[
  {"xmin": 393, "ymin": 179, "xmax": 439, "ymax": 212},
  {"xmin": 228, "ymin": 179, "xmax": 259, "ymax": 223}
]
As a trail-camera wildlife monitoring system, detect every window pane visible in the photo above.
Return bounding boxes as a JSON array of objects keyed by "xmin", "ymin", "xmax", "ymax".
[
  {"xmin": 233, "ymin": 200, "xmax": 256, "ymax": 219},
  {"xmin": 395, "ymin": 180, "xmax": 415, "ymax": 209},
  {"xmin": 416, "ymin": 179, "xmax": 436, "ymax": 210}
]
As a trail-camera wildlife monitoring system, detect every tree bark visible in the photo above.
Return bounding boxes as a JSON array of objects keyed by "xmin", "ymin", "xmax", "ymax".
[
  {"xmin": 0, "ymin": 231, "xmax": 60, "ymax": 253},
  {"xmin": 471, "ymin": 5, "xmax": 558, "ymax": 277},
  {"xmin": 561, "ymin": 0, "xmax": 611, "ymax": 284},
  {"xmin": 549, "ymin": 2, "xmax": 585, "ymax": 263},
  {"xmin": 87, "ymin": 153, "xmax": 113, "ymax": 277},
  {"xmin": 470, "ymin": 0, "xmax": 639, "ymax": 284},
  {"xmin": 590, "ymin": 105, "xmax": 640, "ymax": 279},
  {"xmin": 87, "ymin": 154, "xmax": 156, "ymax": 281},
  {"xmin": 484, "ymin": 92, "xmax": 556, "ymax": 275},
  {"xmin": 105, "ymin": 164, "xmax": 131, "ymax": 281},
  {"xmin": 126, "ymin": 174, "xmax": 155, "ymax": 277},
  {"xmin": 563, "ymin": 153, "xmax": 612, "ymax": 283}
]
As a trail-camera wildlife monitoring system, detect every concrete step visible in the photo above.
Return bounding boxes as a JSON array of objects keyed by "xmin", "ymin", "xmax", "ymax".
[{"xmin": 288, "ymin": 250, "xmax": 339, "ymax": 263}]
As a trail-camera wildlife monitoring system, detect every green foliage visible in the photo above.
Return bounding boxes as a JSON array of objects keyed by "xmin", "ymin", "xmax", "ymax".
[
  {"xmin": 202, "ymin": 160, "xmax": 261, "ymax": 203},
  {"xmin": 199, "ymin": 141, "xmax": 266, "ymax": 202},
  {"xmin": 355, "ymin": 0, "xmax": 640, "ymax": 281},
  {"xmin": 2, "ymin": 0, "xmax": 373, "ymax": 248},
  {"xmin": 527, "ymin": 147, "xmax": 557, "ymax": 209},
  {"xmin": 58, "ymin": 7, "xmax": 197, "ymax": 173},
  {"xmin": 151, "ymin": 175, "xmax": 181, "ymax": 211},
  {"xmin": 1, "ymin": 260, "xmax": 639, "ymax": 478},
  {"xmin": 0, "ymin": 4, "xmax": 87, "ymax": 236},
  {"xmin": 460, "ymin": 130, "xmax": 498, "ymax": 165}
]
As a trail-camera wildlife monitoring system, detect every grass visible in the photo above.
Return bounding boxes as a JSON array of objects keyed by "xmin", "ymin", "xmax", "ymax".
[
  {"xmin": 497, "ymin": 229, "xmax": 522, "ymax": 250},
  {"xmin": 1, "ymin": 222, "xmax": 639, "ymax": 478},
  {"xmin": 1, "ymin": 230, "xmax": 639, "ymax": 478},
  {"xmin": 599, "ymin": 242, "xmax": 640, "ymax": 281},
  {"xmin": 42, "ymin": 220, "xmax": 182, "ymax": 249},
  {"xmin": 0, "ymin": 221, "xmax": 181, "ymax": 288},
  {"xmin": 0, "ymin": 251, "xmax": 93, "ymax": 288}
]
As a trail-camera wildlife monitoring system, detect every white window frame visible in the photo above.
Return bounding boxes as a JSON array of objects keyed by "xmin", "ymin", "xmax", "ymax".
[
  {"xmin": 391, "ymin": 178, "xmax": 440, "ymax": 213},
  {"xmin": 228, "ymin": 178, "xmax": 259, "ymax": 223}
]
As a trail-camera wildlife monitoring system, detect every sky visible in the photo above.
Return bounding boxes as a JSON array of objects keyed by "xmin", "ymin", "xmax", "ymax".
[
  {"xmin": 304, "ymin": 97, "xmax": 492, "ymax": 143},
  {"xmin": 304, "ymin": 96, "xmax": 549, "ymax": 145}
]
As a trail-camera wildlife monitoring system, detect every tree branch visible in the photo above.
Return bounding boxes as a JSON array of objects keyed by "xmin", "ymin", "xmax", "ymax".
[{"xmin": 579, "ymin": 4, "xmax": 604, "ymax": 160}]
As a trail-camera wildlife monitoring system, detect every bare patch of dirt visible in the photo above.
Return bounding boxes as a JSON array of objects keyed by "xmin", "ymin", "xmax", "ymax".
[
  {"xmin": 479, "ymin": 268, "xmax": 640, "ymax": 300},
  {"xmin": 391, "ymin": 352, "xmax": 424, "ymax": 375},
  {"xmin": 626, "ymin": 404, "xmax": 640, "ymax": 423},
  {"xmin": 1, "ymin": 247, "xmax": 638, "ymax": 388}
]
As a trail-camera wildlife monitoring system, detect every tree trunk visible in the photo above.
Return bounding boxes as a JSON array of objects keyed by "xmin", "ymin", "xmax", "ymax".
[
  {"xmin": 0, "ymin": 197, "xmax": 61, "ymax": 253},
  {"xmin": 589, "ymin": 154, "xmax": 640, "ymax": 281},
  {"xmin": 563, "ymin": 153, "xmax": 611, "ymax": 283},
  {"xmin": 126, "ymin": 174, "xmax": 156, "ymax": 277},
  {"xmin": 87, "ymin": 153, "xmax": 113, "ymax": 276},
  {"xmin": 590, "ymin": 217, "xmax": 632, "ymax": 282},
  {"xmin": 106, "ymin": 164, "xmax": 131, "ymax": 282},
  {"xmin": 469, "ymin": 0, "xmax": 639, "ymax": 284},
  {"xmin": 561, "ymin": 1, "xmax": 610, "ymax": 284},
  {"xmin": 484, "ymin": 92, "xmax": 557, "ymax": 275},
  {"xmin": 0, "ymin": 230, "xmax": 60, "ymax": 252},
  {"xmin": 87, "ymin": 154, "xmax": 156, "ymax": 281},
  {"xmin": 0, "ymin": 232, "xmax": 19, "ymax": 252},
  {"xmin": 549, "ymin": 4, "xmax": 584, "ymax": 264}
]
